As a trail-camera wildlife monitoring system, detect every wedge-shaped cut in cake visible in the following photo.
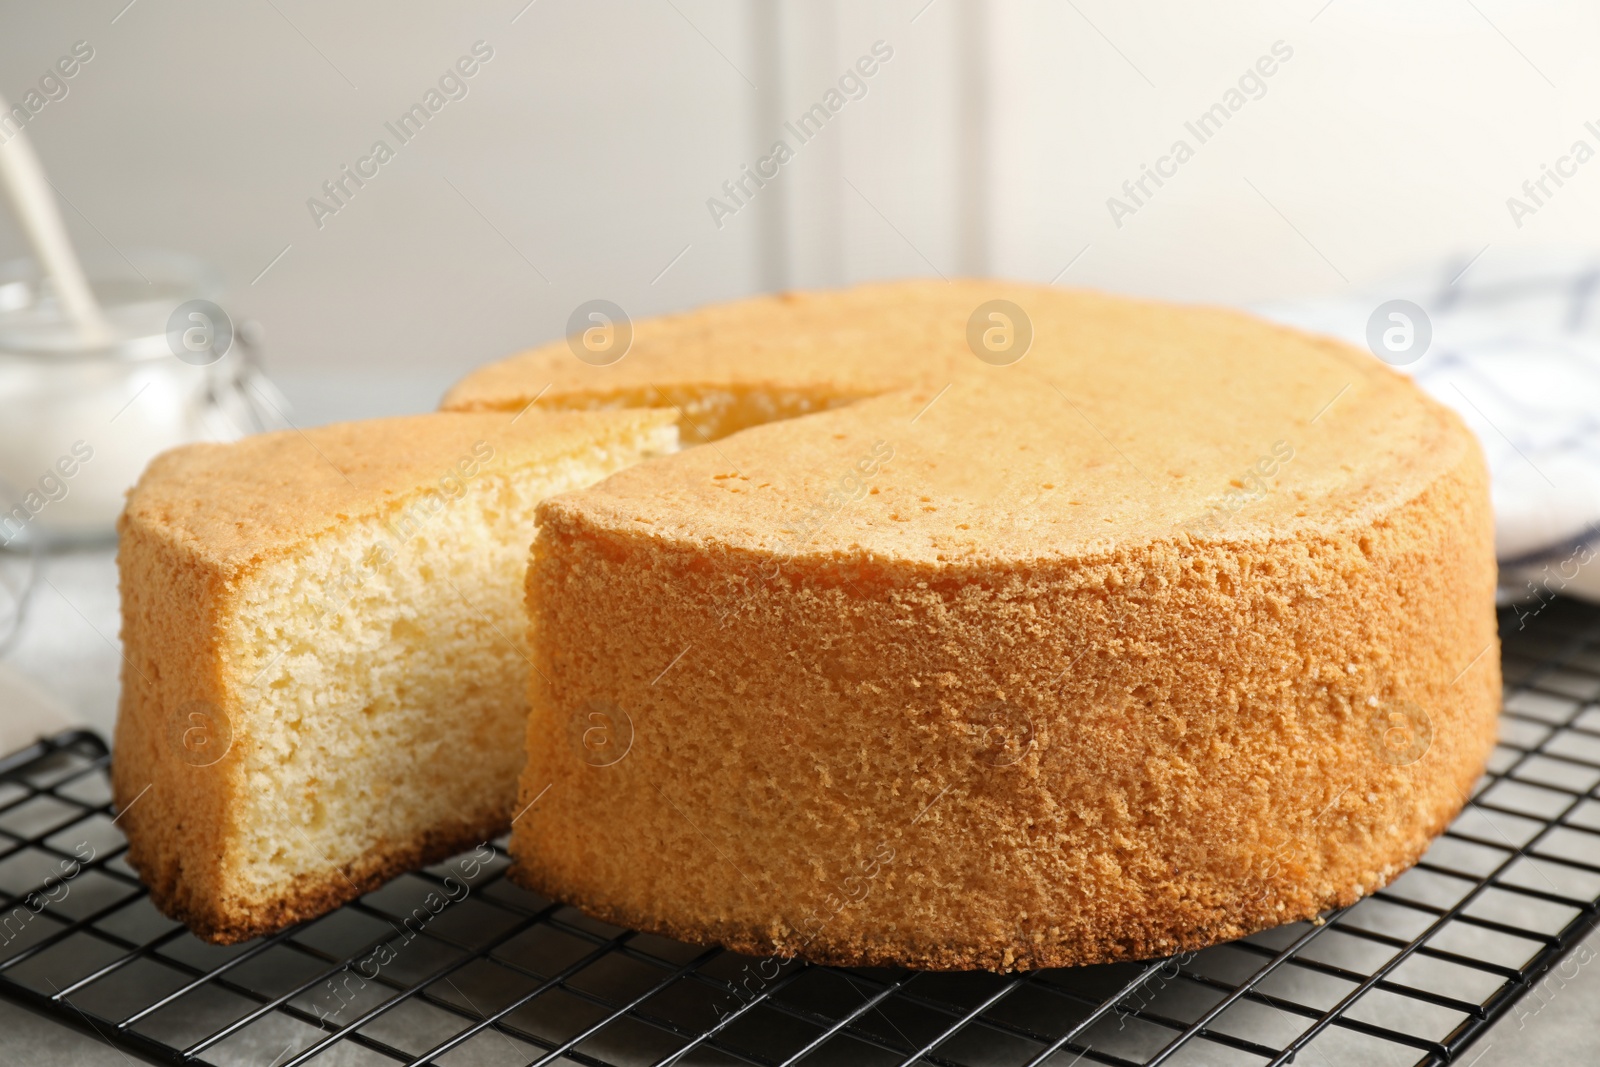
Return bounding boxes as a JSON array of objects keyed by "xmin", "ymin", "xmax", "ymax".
[
  {"xmin": 440, "ymin": 281, "xmax": 978, "ymax": 439},
  {"xmin": 507, "ymin": 287, "xmax": 1499, "ymax": 971},
  {"xmin": 112, "ymin": 409, "xmax": 676, "ymax": 942}
]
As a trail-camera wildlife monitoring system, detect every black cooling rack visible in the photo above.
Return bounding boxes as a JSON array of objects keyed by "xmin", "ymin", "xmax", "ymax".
[{"xmin": 5, "ymin": 602, "xmax": 1600, "ymax": 1066}]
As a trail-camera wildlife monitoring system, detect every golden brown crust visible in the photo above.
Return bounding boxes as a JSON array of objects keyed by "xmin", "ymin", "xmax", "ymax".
[
  {"xmin": 506, "ymin": 285, "xmax": 1499, "ymax": 972},
  {"xmin": 509, "ymin": 784, "xmax": 1470, "ymax": 970},
  {"xmin": 139, "ymin": 809, "xmax": 508, "ymax": 945},
  {"xmin": 122, "ymin": 409, "xmax": 677, "ymax": 573},
  {"xmin": 112, "ymin": 523, "xmax": 238, "ymax": 939}
]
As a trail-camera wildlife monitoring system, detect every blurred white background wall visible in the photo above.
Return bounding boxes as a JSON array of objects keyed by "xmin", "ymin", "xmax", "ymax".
[{"xmin": 1, "ymin": 0, "xmax": 1596, "ymax": 422}]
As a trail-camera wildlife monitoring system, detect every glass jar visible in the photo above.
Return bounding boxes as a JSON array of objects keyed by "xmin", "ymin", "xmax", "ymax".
[{"xmin": 0, "ymin": 252, "xmax": 287, "ymax": 548}]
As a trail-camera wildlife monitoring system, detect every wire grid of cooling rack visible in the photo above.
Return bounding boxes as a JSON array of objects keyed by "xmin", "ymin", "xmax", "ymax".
[{"xmin": 4, "ymin": 602, "xmax": 1600, "ymax": 1066}]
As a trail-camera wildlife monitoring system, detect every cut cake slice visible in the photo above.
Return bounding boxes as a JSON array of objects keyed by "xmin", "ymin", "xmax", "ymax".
[{"xmin": 112, "ymin": 408, "xmax": 676, "ymax": 942}]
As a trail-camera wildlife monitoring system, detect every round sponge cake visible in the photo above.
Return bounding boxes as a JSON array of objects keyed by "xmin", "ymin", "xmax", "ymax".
[{"xmin": 505, "ymin": 284, "xmax": 1498, "ymax": 971}]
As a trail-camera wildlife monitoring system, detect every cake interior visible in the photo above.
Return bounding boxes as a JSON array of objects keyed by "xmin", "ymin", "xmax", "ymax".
[
  {"xmin": 509, "ymin": 383, "xmax": 874, "ymax": 442},
  {"xmin": 220, "ymin": 433, "xmax": 674, "ymax": 910}
]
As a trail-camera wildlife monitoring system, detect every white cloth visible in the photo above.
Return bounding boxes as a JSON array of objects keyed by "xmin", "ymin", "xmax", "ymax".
[{"xmin": 1256, "ymin": 248, "xmax": 1600, "ymax": 606}]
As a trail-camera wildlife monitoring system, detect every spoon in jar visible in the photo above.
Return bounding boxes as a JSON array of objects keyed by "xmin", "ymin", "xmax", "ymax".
[{"xmin": 0, "ymin": 90, "xmax": 112, "ymax": 346}]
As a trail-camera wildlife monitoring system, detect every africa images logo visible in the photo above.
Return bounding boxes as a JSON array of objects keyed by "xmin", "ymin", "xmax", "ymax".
[
  {"xmin": 705, "ymin": 41, "xmax": 894, "ymax": 229},
  {"xmin": 1106, "ymin": 41, "xmax": 1294, "ymax": 228},
  {"xmin": 306, "ymin": 42, "xmax": 495, "ymax": 229}
]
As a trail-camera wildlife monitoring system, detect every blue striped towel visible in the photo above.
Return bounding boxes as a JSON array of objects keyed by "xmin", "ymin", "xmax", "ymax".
[{"xmin": 1256, "ymin": 247, "xmax": 1600, "ymax": 610}]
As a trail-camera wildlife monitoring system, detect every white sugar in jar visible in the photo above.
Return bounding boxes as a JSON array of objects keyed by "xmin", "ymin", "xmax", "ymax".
[{"xmin": 0, "ymin": 252, "xmax": 284, "ymax": 548}]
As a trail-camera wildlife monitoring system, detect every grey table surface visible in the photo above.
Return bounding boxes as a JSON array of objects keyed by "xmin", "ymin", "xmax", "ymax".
[{"xmin": 1, "ymin": 374, "xmax": 1596, "ymax": 1065}]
